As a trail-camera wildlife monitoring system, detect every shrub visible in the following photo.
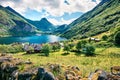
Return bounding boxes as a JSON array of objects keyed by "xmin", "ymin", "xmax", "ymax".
[
  {"xmin": 0, "ymin": 44, "xmax": 23, "ymax": 53},
  {"xmin": 81, "ymin": 40, "xmax": 87, "ymax": 47},
  {"xmin": 0, "ymin": 45, "xmax": 7, "ymax": 53},
  {"xmin": 76, "ymin": 41, "xmax": 82, "ymax": 51},
  {"xmin": 83, "ymin": 44, "xmax": 95, "ymax": 56},
  {"xmin": 52, "ymin": 44, "xmax": 61, "ymax": 52},
  {"xmin": 102, "ymin": 35, "xmax": 108, "ymax": 41},
  {"xmin": 64, "ymin": 44, "xmax": 70, "ymax": 53},
  {"xmin": 68, "ymin": 43, "xmax": 74, "ymax": 50},
  {"xmin": 41, "ymin": 44, "xmax": 51, "ymax": 56},
  {"xmin": 52, "ymin": 45, "xmax": 57, "ymax": 52},
  {"xmin": 114, "ymin": 31, "xmax": 120, "ymax": 46},
  {"xmin": 94, "ymin": 41, "xmax": 113, "ymax": 48}
]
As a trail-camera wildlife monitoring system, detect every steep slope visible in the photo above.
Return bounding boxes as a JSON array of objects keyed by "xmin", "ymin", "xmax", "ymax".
[
  {"xmin": 54, "ymin": 24, "xmax": 68, "ymax": 34},
  {"xmin": 27, "ymin": 18, "xmax": 55, "ymax": 32},
  {"xmin": 0, "ymin": 5, "xmax": 37, "ymax": 37},
  {"xmin": 5, "ymin": 6, "xmax": 25, "ymax": 19},
  {"xmin": 61, "ymin": 0, "xmax": 120, "ymax": 39}
]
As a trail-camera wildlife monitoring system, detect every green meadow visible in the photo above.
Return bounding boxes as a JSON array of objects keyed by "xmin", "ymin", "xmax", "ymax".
[{"xmin": 13, "ymin": 47, "xmax": 120, "ymax": 77}]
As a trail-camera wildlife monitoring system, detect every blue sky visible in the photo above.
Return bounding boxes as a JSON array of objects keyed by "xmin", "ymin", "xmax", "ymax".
[{"xmin": 0, "ymin": 0, "xmax": 101, "ymax": 25}]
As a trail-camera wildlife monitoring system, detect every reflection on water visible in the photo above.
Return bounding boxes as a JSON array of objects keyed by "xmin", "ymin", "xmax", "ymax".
[{"xmin": 0, "ymin": 35, "xmax": 66, "ymax": 44}]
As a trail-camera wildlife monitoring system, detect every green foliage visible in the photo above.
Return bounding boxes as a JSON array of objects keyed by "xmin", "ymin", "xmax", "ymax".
[
  {"xmin": 52, "ymin": 44, "xmax": 61, "ymax": 52},
  {"xmin": 68, "ymin": 43, "xmax": 75, "ymax": 50},
  {"xmin": 52, "ymin": 45, "xmax": 57, "ymax": 52},
  {"xmin": 76, "ymin": 41, "xmax": 82, "ymax": 51},
  {"xmin": 0, "ymin": 44, "xmax": 23, "ymax": 53},
  {"xmin": 13, "ymin": 46, "xmax": 120, "ymax": 77},
  {"xmin": 108, "ymin": 25, "xmax": 120, "ymax": 42},
  {"xmin": 64, "ymin": 44, "xmax": 70, "ymax": 53},
  {"xmin": 83, "ymin": 44, "xmax": 95, "ymax": 56},
  {"xmin": 61, "ymin": 0, "xmax": 120, "ymax": 39},
  {"xmin": 41, "ymin": 44, "xmax": 51, "ymax": 56},
  {"xmin": 81, "ymin": 40, "xmax": 87, "ymax": 47},
  {"xmin": 19, "ymin": 64, "xmax": 25, "ymax": 71},
  {"xmin": 102, "ymin": 35, "xmax": 108, "ymax": 41},
  {"xmin": 114, "ymin": 31, "xmax": 120, "ymax": 46},
  {"xmin": 94, "ymin": 41, "xmax": 113, "ymax": 48},
  {"xmin": 0, "ymin": 45, "xmax": 7, "ymax": 53},
  {"xmin": 0, "ymin": 5, "xmax": 37, "ymax": 37}
]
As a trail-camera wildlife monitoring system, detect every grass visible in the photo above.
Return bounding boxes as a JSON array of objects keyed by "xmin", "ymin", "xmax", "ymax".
[{"xmin": 13, "ymin": 47, "xmax": 120, "ymax": 77}]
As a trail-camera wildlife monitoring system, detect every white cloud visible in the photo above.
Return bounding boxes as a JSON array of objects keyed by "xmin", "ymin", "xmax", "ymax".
[
  {"xmin": 0, "ymin": 0, "xmax": 101, "ymax": 25},
  {"xmin": 0, "ymin": 0, "xmax": 100, "ymax": 16},
  {"xmin": 61, "ymin": 18, "xmax": 76, "ymax": 25},
  {"xmin": 48, "ymin": 18, "xmax": 60, "ymax": 25},
  {"xmin": 48, "ymin": 18, "xmax": 76, "ymax": 25},
  {"xmin": 96, "ymin": 0, "xmax": 101, "ymax": 4}
]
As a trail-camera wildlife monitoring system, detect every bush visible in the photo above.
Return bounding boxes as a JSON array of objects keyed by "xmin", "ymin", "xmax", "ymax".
[
  {"xmin": 52, "ymin": 45, "xmax": 57, "ymax": 52},
  {"xmin": 83, "ymin": 44, "xmax": 95, "ymax": 56},
  {"xmin": 81, "ymin": 40, "xmax": 87, "ymax": 47},
  {"xmin": 94, "ymin": 41, "xmax": 113, "ymax": 48},
  {"xmin": 76, "ymin": 41, "xmax": 82, "ymax": 51},
  {"xmin": 102, "ymin": 35, "xmax": 108, "ymax": 41},
  {"xmin": 41, "ymin": 44, "xmax": 51, "ymax": 56},
  {"xmin": 64, "ymin": 44, "xmax": 70, "ymax": 53},
  {"xmin": 114, "ymin": 31, "xmax": 120, "ymax": 46},
  {"xmin": 52, "ymin": 44, "xmax": 61, "ymax": 52},
  {"xmin": 0, "ymin": 45, "xmax": 7, "ymax": 53},
  {"xmin": 68, "ymin": 43, "xmax": 74, "ymax": 50},
  {"xmin": 0, "ymin": 44, "xmax": 23, "ymax": 53}
]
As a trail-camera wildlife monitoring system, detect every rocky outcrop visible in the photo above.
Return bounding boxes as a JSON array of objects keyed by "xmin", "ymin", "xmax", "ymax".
[
  {"xmin": 11, "ymin": 20, "xmax": 35, "ymax": 32},
  {"xmin": 88, "ymin": 69, "xmax": 107, "ymax": 80},
  {"xmin": 36, "ymin": 68, "xmax": 55, "ymax": 80},
  {"xmin": 0, "ymin": 54, "xmax": 55, "ymax": 80}
]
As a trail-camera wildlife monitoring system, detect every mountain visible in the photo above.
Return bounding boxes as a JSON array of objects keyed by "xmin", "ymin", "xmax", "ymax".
[
  {"xmin": 0, "ymin": 5, "xmax": 37, "ymax": 37},
  {"xmin": 5, "ymin": 6, "xmax": 25, "ymax": 19},
  {"xmin": 61, "ymin": 0, "xmax": 120, "ymax": 39},
  {"xmin": 5, "ymin": 6, "xmax": 55, "ymax": 33},
  {"xmin": 54, "ymin": 24, "xmax": 68, "ymax": 34},
  {"xmin": 27, "ymin": 18, "xmax": 55, "ymax": 32}
]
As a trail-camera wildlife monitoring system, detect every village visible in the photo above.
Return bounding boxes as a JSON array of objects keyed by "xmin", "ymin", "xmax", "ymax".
[
  {"xmin": 21, "ymin": 41, "xmax": 64, "ymax": 54},
  {"xmin": 21, "ymin": 37, "xmax": 101, "ymax": 54}
]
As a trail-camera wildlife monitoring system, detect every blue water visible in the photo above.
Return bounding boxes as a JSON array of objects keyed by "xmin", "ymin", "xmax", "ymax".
[{"xmin": 0, "ymin": 35, "xmax": 66, "ymax": 44}]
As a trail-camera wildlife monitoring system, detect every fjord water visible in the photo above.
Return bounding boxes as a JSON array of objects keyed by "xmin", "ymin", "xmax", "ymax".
[{"xmin": 0, "ymin": 35, "xmax": 66, "ymax": 44}]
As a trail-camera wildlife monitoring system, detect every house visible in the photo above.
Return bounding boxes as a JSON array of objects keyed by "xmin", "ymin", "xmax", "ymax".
[
  {"xmin": 88, "ymin": 37, "xmax": 101, "ymax": 42},
  {"xmin": 22, "ymin": 43, "xmax": 42, "ymax": 53}
]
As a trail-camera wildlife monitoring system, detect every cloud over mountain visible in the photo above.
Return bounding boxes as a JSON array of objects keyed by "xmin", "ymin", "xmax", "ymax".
[{"xmin": 0, "ymin": 0, "xmax": 101, "ymax": 25}]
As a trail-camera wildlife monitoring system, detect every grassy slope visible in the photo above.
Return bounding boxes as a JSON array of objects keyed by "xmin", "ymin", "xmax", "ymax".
[
  {"xmin": 0, "ymin": 6, "xmax": 37, "ymax": 37},
  {"xmin": 61, "ymin": 0, "xmax": 120, "ymax": 39},
  {"xmin": 13, "ymin": 47, "xmax": 120, "ymax": 77}
]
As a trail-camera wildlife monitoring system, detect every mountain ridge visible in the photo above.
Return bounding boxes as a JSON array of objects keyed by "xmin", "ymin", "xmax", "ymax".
[
  {"xmin": 0, "ymin": 5, "xmax": 57, "ymax": 37},
  {"xmin": 5, "ymin": 6, "xmax": 55, "ymax": 32},
  {"xmin": 26, "ymin": 18, "xmax": 55, "ymax": 32},
  {"xmin": 0, "ymin": 5, "xmax": 38, "ymax": 37}
]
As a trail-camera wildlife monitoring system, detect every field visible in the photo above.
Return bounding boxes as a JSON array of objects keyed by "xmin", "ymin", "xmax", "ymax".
[{"xmin": 13, "ymin": 47, "xmax": 120, "ymax": 77}]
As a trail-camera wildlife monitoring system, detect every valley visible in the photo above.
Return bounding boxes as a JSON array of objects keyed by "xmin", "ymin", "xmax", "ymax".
[{"xmin": 0, "ymin": 0, "xmax": 120, "ymax": 80}]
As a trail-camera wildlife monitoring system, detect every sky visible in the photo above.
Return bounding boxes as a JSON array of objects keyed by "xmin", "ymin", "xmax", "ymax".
[{"xmin": 0, "ymin": 0, "xmax": 101, "ymax": 25}]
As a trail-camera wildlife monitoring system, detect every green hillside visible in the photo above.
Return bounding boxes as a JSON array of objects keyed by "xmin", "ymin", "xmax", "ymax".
[
  {"xmin": 26, "ymin": 18, "xmax": 55, "ymax": 32},
  {"xmin": 0, "ymin": 5, "xmax": 37, "ymax": 37},
  {"xmin": 61, "ymin": 0, "xmax": 120, "ymax": 39}
]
